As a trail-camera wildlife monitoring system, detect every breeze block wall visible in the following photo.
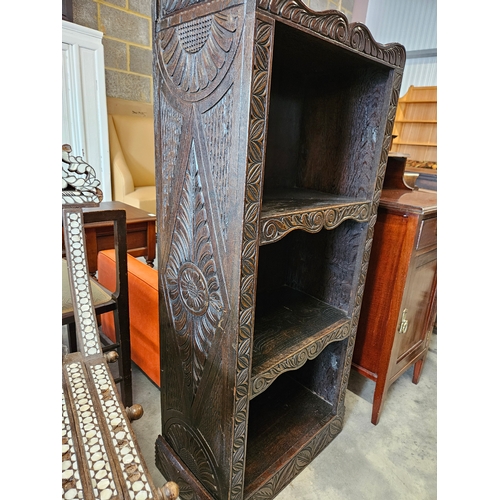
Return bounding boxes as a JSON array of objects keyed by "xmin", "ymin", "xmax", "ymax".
[
  {"xmin": 70, "ymin": 0, "xmax": 354, "ymax": 103},
  {"xmin": 73, "ymin": 0, "xmax": 153, "ymax": 103}
]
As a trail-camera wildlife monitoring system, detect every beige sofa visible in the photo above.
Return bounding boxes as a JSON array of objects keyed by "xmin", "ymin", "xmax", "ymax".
[{"xmin": 108, "ymin": 113, "xmax": 156, "ymax": 214}]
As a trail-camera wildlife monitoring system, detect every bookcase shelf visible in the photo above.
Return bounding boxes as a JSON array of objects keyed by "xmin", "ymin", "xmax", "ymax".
[
  {"xmin": 251, "ymin": 285, "xmax": 350, "ymax": 398},
  {"xmin": 153, "ymin": 1, "xmax": 405, "ymax": 498},
  {"xmin": 245, "ymin": 374, "xmax": 338, "ymax": 497},
  {"xmin": 260, "ymin": 188, "xmax": 371, "ymax": 245}
]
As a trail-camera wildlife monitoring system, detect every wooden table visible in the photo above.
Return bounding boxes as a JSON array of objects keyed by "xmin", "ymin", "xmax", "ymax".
[{"xmin": 62, "ymin": 201, "xmax": 156, "ymax": 275}]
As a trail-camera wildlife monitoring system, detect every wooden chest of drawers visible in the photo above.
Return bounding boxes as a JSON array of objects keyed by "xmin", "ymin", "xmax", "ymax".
[{"xmin": 353, "ymin": 164, "xmax": 437, "ymax": 425}]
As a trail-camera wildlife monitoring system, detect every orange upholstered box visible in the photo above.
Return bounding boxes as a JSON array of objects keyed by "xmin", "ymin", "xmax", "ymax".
[{"xmin": 97, "ymin": 249, "xmax": 160, "ymax": 387}]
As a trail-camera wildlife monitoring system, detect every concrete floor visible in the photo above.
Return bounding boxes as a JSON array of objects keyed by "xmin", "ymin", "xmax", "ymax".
[{"xmin": 128, "ymin": 332, "xmax": 437, "ymax": 500}]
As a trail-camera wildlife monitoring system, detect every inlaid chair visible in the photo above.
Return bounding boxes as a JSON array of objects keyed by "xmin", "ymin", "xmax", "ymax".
[
  {"xmin": 61, "ymin": 144, "xmax": 179, "ymax": 499},
  {"xmin": 62, "ymin": 145, "xmax": 132, "ymax": 407}
]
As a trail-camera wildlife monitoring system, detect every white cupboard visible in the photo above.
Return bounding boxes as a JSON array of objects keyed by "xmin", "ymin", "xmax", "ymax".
[{"xmin": 62, "ymin": 20, "xmax": 111, "ymax": 201}]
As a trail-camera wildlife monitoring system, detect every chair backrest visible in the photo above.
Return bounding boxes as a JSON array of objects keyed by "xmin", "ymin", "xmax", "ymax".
[
  {"xmin": 62, "ymin": 144, "xmax": 131, "ymax": 400},
  {"xmin": 62, "ymin": 143, "xmax": 103, "ymax": 207},
  {"xmin": 62, "ymin": 144, "xmax": 106, "ymax": 355}
]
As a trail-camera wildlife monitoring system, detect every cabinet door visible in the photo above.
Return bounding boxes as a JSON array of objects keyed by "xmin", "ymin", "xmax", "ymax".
[{"xmin": 390, "ymin": 246, "xmax": 437, "ymax": 379}]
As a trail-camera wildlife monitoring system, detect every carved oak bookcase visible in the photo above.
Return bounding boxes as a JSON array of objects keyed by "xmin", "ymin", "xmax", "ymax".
[{"xmin": 152, "ymin": 0, "xmax": 405, "ymax": 498}]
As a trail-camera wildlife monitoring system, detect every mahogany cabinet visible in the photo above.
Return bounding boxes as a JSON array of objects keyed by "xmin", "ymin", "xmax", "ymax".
[
  {"xmin": 353, "ymin": 155, "xmax": 437, "ymax": 425},
  {"xmin": 151, "ymin": 1, "xmax": 405, "ymax": 498}
]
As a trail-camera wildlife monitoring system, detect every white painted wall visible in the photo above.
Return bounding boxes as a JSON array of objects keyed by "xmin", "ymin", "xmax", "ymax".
[{"xmin": 62, "ymin": 20, "xmax": 112, "ymax": 201}]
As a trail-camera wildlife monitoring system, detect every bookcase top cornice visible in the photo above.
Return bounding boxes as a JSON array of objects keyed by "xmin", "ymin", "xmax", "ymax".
[
  {"xmin": 156, "ymin": 0, "xmax": 406, "ymax": 69},
  {"xmin": 258, "ymin": 0, "xmax": 405, "ymax": 68}
]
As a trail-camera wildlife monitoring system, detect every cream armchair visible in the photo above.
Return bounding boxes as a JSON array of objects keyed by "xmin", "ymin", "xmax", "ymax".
[{"xmin": 108, "ymin": 113, "xmax": 156, "ymax": 214}]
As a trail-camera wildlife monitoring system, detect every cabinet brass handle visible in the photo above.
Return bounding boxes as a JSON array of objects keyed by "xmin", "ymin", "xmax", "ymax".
[{"xmin": 398, "ymin": 308, "xmax": 409, "ymax": 334}]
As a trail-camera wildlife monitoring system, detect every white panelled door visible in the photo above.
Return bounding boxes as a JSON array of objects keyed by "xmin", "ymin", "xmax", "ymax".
[{"xmin": 62, "ymin": 20, "xmax": 111, "ymax": 201}]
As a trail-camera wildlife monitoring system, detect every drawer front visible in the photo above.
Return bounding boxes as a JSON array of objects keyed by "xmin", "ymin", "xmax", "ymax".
[{"xmin": 416, "ymin": 216, "xmax": 437, "ymax": 250}]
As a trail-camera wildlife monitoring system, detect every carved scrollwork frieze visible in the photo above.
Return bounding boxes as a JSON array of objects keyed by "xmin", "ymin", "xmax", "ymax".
[
  {"xmin": 257, "ymin": 0, "xmax": 405, "ymax": 68},
  {"xmin": 260, "ymin": 202, "xmax": 372, "ymax": 245},
  {"xmin": 250, "ymin": 322, "xmax": 350, "ymax": 398}
]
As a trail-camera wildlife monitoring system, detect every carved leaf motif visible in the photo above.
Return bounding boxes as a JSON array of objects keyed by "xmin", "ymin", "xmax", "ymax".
[
  {"xmin": 159, "ymin": 100, "xmax": 183, "ymax": 238},
  {"xmin": 165, "ymin": 143, "xmax": 224, "ymax": 399},
  {"xmin": 160, "ymin": 0, "xmax": 205, "ymax": 17},
  {"xmin": 231, "ymin": 19, "xmax": 273, "ymax": 499}
]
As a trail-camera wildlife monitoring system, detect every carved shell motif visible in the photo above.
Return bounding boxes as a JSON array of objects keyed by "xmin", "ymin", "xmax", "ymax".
[
  {"xmin": 158, "ymin": 9, "xmax": 241, "ymax": 97},
  {"xmin": 62, "ymin": 144, "xmax": 103, "ymax": 206},
  {"xmin": 160, "ymin": 0, "xmax": 205, "ymax": 17}
]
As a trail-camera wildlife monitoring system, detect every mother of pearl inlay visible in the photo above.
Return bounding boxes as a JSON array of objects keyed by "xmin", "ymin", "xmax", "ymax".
[
  {"xmin": 66, "ymin": 361, "xmax": 118, "ymax": 498},
  {"xmin": 64, "ymin": 210, "xmax": 101, "ymax": 357},
  {"xmin": 90, "ymin": 363, "xmax": 154, "ymax": 499},
  {"xmin": 62, "ymin": 388, "xmax": 83, "ymax": 499}
]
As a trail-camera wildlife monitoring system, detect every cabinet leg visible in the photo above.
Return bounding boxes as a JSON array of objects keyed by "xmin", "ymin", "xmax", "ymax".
[
  {"xmin": 412, "ymin": 356, "xmax": 427, "ymax": 384},
  {"xmin": 371, "ymin": 380, "xmax": 388, "ymax": 425}
]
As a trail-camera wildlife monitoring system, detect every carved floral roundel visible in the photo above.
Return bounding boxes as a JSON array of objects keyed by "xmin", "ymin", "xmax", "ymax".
[{"xmin": 178, "ymin": 262, "xmax": 209, "ymax": 315}]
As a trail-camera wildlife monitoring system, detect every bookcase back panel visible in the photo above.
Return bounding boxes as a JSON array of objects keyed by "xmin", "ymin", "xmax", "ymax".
[
  {"xmin": 290, "ymin": 339, "xmax": 348, "ymax": 405},
  {"xmin": 256, "ymin": 222, "xmax": 367, "ymax": 315},
  {"xmin": 263, "ymin": 22, "xmax": 393, "ymax": 200}
]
